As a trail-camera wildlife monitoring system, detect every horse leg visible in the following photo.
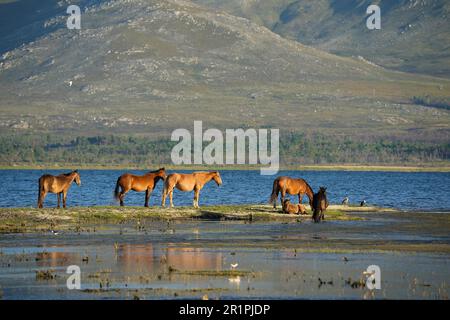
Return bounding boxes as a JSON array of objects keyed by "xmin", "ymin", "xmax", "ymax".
[
  {"xmin": 298, "ymin": 193, "xmax": 303, "ymax": 204},
  {"xmin": 145, "ymin": 189, "xmax": 152, "ymax": 207},
  {"xmin": 62, "ymin": 191, "xmax": 68, "ymax": 209},
  {"xmin": 38, "ymin": 191, "xmax": 47, "ymax": 208},
  {"xmin": 169, "ymin": 189, "xmax": 174, "ymax": 208},
  {"xmin": 193, "ymin": 189, "xmax": 200, "ymax": 208},
  {"xmin": 280, "ymin": 189, "xmax": 286, "ymax": 206},
  {"xmin": 119, "ymin": 189, "xmax": 128, "ymax": 207},
  {"xmin": 161, "ymin": 189, "xmax": 167, "ymax": 207},
  {"xmin": 57, "ymin": 193, "xmax": 61, "ymax": 209}
]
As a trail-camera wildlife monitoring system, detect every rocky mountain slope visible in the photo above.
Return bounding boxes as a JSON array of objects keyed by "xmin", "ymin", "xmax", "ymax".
[
  {"xmin": 193, "ymin": 0, "xmax": 450, "ymax": 78},
  {"xmin": 0, "ymin": 0, "xmax": 448, "ymax": 149}
]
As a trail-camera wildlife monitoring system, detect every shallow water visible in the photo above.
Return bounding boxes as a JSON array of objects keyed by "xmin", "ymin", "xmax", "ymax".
[
  {"xmin": 0, "ymin": 170, "xmax": 449, "ymax": 210},
  {"xmin": 0, "ymin": 213, "xmax": 449, "ymax": 299}
]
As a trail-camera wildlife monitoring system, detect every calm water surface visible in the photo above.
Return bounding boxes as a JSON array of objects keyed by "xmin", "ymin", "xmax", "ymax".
[{"xmin": 0, "ymin": 170, "xmax": 449, "ymax": 210}]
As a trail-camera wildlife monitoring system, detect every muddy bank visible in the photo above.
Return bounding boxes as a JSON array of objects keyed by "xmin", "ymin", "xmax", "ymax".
[
  {"xmin": 0, "ymin": 209, "xmax": 449, "ymax": 299},
  {"xmin": 0, "ymin": 206, "xmax": 449, "ymax": 299}
]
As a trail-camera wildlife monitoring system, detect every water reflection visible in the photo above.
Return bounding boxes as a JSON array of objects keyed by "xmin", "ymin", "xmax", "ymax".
[
  {"xmin": 35, "ymin": 250, "xmax": 79, "ymax": 268},
  {"xmin": 117, "ymin": 244, "xmax": 154, "ymax": 273},
  {"xmin": 115, "ymin": 244, "xmax": 223, "ymax": 272},
  {"xmin": 164, "ymin": 247, "xmax": 223, "ymax": 270}
]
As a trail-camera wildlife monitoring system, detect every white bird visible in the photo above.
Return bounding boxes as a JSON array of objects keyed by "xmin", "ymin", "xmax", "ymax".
[
  {"xmin": 342, "ymin": 197, "xmax": 349, "ymax": 205},
  {"xmin": 51, "ymin": 230, "xmax": 59, "ymax": 236},
  {"xmin": 68, "ymin": 81, "xmax": 73, "ymax": 87},
  {"xmin": 228, "ymin": 276, "xmax": 241, "ymax": 284},
  {"xmin": 230, "ymin": 263, "xmax": 238, "ymax": 269}
]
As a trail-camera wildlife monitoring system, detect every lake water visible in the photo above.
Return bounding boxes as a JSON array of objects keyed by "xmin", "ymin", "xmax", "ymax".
[{"xmin": 0, "ymin": 170, "xmax": 449, "ymax": 211}]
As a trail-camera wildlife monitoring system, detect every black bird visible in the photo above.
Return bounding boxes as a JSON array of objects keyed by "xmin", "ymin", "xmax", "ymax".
[{"xmin": 360, "ymin": 200, "xmax": 366, "ymax": 207}]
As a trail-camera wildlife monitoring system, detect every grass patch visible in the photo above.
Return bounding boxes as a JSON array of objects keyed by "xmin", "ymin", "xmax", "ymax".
[
  {"xmin": 0, "ymin": 204, "xmax": 381, "ymax": 233},
  {"xmin": 170, "ymin": 269, "xmax": 254, "ymax": 277}
]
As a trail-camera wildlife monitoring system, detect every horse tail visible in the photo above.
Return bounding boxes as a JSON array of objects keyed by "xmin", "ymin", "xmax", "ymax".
[
  {"xmin": 162, "ymin": 177, "xmax": 170, "ymax": 196},
  {"xmin": 37, "ymin": 177, "xmax": 42, "ymax": 206},
  {"xmin": 269, "ymin": 178, "xmax": 280, "ymax": 204},
  {"xmin": 37, "ymin": 176, "xmax": 46, "ymax": 208},
  {"xmin": 114, "ymin": 177, "xmax": 121, "ymax": 201}
]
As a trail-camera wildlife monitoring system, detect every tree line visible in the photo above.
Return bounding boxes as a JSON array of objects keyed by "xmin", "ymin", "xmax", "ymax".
[{"xmin": 0, "ymin": 133, "xmax": 448, "ymax": 167}]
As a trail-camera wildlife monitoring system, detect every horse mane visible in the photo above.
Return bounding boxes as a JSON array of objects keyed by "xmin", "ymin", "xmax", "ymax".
[
  {"xmin": 303, "ymin": 180, "xmax": 314, "ymax": 198},
  {"xmin": 148, "ymin": 167, "xmax": 165, "ymax": 174}
]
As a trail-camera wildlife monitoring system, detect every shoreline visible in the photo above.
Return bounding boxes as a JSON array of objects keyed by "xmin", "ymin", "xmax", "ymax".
[
  {"xmin": 1, "ymin": 204, "xmax": 449, "ymax": 299},
  {"xmin": 0, "ymin": 204, "xmax": 396, "ymax": 233},
  {"xmin": 1, "ymin": 164, "xmax": 450, "ymax": 172}
]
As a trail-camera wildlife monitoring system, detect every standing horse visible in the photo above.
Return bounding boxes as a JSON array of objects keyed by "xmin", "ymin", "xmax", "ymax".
[
  {"xmin": 161, "ymin": 171, "xmax": 222, "ymax": 208},
  {"xmin": 269, "ymin": 176, "xmax": 314, "ymax": 209},
  {"xmin": 37, "ymin": 170, "xmax": 81, "ymax": 208},
  {"xmin": 114, "ymin": 168, "xmax": 166, "ymax": 207},
  {"xmin": 312, "ymin": 186, "xmax": 329, "ymax": 223}
]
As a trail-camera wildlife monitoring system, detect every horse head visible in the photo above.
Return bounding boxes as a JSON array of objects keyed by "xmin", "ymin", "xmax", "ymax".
[
  {"xmin": 73, "ymin": 170, "xmax": 81, "ymax": 186},
  {"xmin": 157, "ymin": 167, "xmax": 167, "ymax": 180},
  {"xmin": 212, "ymin": 171, "xmax": 222, "ymax": 186}
]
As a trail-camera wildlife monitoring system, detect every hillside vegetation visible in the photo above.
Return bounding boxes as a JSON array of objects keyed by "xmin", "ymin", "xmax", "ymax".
[{"xmin": 0, "ymin": 0, "xmax": 449, "ymax": 166}]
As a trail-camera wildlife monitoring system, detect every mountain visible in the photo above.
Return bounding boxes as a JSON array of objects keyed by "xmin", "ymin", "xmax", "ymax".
[
  {"xmin": 0, "ymin": 0, "xmax": 449, "ymax": 165},
  {"xmin": 193, "ymin": 0, "xmax": 450, "ymax": 78}
]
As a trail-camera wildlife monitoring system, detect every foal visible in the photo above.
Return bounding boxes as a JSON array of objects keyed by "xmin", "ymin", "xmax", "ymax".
[{"xmin": 282, "ymin": 199, "xmax": 307, "ymax": 215}]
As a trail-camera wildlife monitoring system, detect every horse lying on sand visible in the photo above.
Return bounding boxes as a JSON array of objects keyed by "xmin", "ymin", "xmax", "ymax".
[
  {"xmin": 38, "ymin": 170, "xmax": 81, "ymax": 208},
  {"xmin": 161, "ymin": 171, "xmax": 222, "ymax": 208},
  {"xmin": 312, "ymin": 186, "xmax": 329, "ymax": 223},
  {"xmin": 269, "ymin": 176, "xmax": 314, "ymax": 209},
  {"xmin": 114, "ymin": 168, "xmax": 166, "ymax": 207},
  {"xmin": 282, "ymin": 199, "xmax": 307, "ymax": 215}
]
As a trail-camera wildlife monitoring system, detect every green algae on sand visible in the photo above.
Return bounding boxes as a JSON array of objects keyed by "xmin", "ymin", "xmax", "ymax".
[{"xmin": 0, "ymin": 204, "xmax": 374, "ymax": 233}]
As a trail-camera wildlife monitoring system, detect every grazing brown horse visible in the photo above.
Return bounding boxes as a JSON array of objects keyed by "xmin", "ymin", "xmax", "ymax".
[
  {"xmin": 114, "ymin": 168, "xmax": 166, "ymax": 207},
  {"xmin": 282, "ymin": 199, "xmax": 307, "ymax": 215},
  {"xmin": 269, "ymin": 176, "xmax": 314, "ymax": 209},
  {"xmin": 37, "ymin": 170, "xmax": 81, "ymax": 208},
  {"xmin": 161, "ymin": 171, "xmax": 222, "ymax": 208},
  {"xmin": 312, "ymin": 186, "xmax": 329, "ymax": 223}
]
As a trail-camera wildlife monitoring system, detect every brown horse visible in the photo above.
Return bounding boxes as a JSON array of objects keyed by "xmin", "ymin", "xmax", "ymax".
[
  {"xmin": 312, "ymin": 186, "xmax": 329, "ymax": 223},
  {"xmin": 161, "ymin": 171, "xmax": 222, "ymax": 208},
  {"xmin": 114, "ymin": 168, "xmax": 166, "ymax": 207},
  {"xmin": 282, "ymin": 199, "xmax": 307, "ymax": 215},
  {"xmin": 37, "ymin": 170, "xmax": 81, "ymax": 208},
  {"xmin": 269, "ymin": 176, "xmax": 314, "ymax": 209}
]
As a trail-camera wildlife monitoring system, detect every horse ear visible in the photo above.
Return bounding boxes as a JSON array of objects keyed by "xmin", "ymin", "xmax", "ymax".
[
  {"xmin": 161, "ymin": 167, "xmax": 165, "ymax": 171},
  {"xmin": 74, "ymin": 169, "xmax": 78, "ymax": 173}
]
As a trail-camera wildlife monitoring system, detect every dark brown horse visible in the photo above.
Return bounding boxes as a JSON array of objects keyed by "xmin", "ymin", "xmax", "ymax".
[
  {"xmin": 312, "ymin": 186, "xmax": 329, "ymax": 223},
  {"xmin": 114, "ymin": 168, "xmax": 166, "ymax": 207},
  {"xmin": 161, "ymin": 171, "xmax": 222, "ymax": 208},
  {"xmin": 38, "ymin": 170, "xmax": 81, "ymax": 208},
  {"xmin": 269, "ymin": 176, "xmax": 314, "ymax": 209}
]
